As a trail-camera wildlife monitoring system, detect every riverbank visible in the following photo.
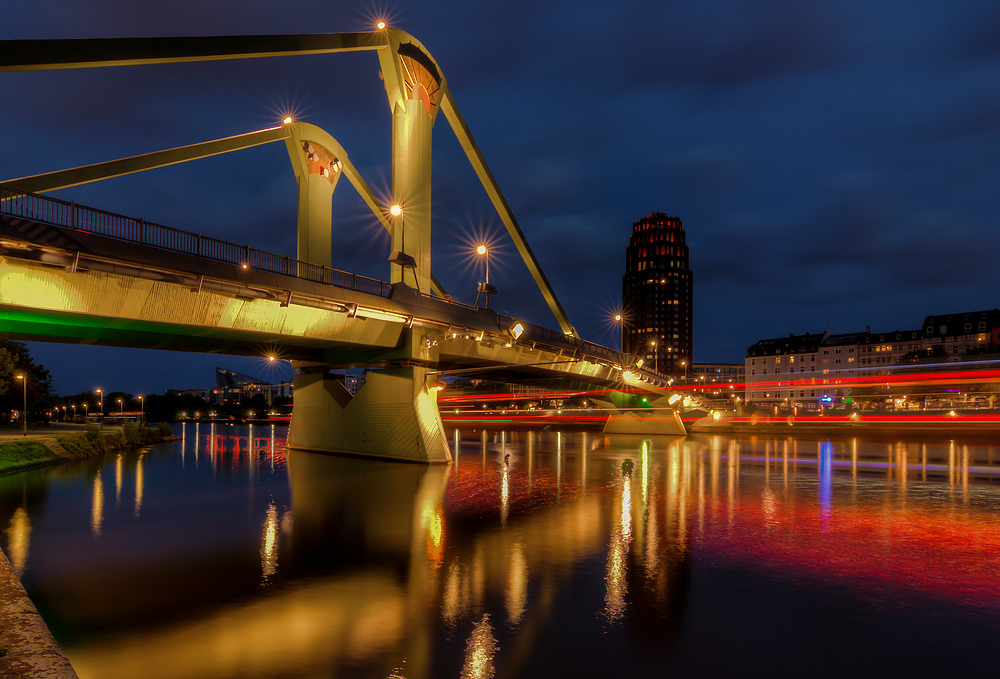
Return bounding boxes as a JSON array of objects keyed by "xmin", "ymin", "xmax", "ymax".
[
  {"xmin": 0, "ymin": 422, "xmax": 177, "ymax": 477},
  {"xmin": 0, "ymin": 549, "xmax": 79, "ymax": 679}
]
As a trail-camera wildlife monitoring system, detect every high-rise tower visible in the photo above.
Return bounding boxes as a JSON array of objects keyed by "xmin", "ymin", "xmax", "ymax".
[{"xmin": 622, "ymin": 212, "xmax": 692, "ymax": 373}]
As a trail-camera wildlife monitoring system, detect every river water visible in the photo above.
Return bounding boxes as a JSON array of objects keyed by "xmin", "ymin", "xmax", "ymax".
[{"xmin": 2, "ymin": 424, "xmax": 999, "ymax": 678}]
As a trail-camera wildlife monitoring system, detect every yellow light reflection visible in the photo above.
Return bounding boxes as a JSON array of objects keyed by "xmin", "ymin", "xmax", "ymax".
[
  {"xmin": 0, "ymin": 267, "xmax": 83, "ymax": 311},
  {"xmin": 5, "ymin": 507, "xmax": 31, "ymax": 577},
  {"xmin": 261, "ymin": 502, "xmax": 279, "ymax": 585},
  {"xmin": 134, "ymin": 454, "xmax": 145, "ymax": 518},
  {"xmin": 505, "ymin": 541, "xmax": 528, "ymax": 626},
  {"xmin": 115, "ymin": 453, "xmax": 123, "ymax": 505},
  {"xmin": 442, "ymin": 561, "xmax": 463, "ymax": 626},
  {"xmin": 421, "ymin": 499, "xmax": 445, "ymax": 569},
  {"xmin": 91, "ymin": 469, "xmax": 104, "ymax": 536},
  {"xmin": 460, "ymin": 613, "xmax": 497, "ymax": 679},
  {"xmin": 500, "ymin": 455, "xmax": 510, "ymax": 527},
  {"xmin": 604, "ymin": 472, "xmax": 632, "ymax": 622}
]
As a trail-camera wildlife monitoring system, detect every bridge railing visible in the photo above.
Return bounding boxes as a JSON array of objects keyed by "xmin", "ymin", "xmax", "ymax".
[
  {"xmin": 2, "ymin": 186, "xmax": 631, "ymax": 367},
  {"xmin": 496, "ymin": 314, "xmax": 624, "ymax": 365},
  {"xmin": 0, "ymin": 185, "xmax": 392, "ymax": 297}
]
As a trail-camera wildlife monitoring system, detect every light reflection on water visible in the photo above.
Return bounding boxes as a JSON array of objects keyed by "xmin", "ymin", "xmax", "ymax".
[{"xmin": 0, "ymin": 426, "xmax": 999, "ymax": 677}]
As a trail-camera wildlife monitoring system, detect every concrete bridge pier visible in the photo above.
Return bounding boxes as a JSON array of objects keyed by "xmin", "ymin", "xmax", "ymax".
[
  {"xmin": 288, "ymin": 366, "xmax": 452, "ymax": 463},
  {"xmin": 595, "ymin": 390, "xmax": 687, "ymax": 436}
]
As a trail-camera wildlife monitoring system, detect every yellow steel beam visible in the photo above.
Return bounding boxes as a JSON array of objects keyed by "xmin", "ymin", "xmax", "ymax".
[
  {"xmin": 0, "ymin": 30, "xmax": 561, "ymax": 320},
  {"xmin": 0, "ymin": 33, "xmax": 388, "ymax": 72},
  {"xmin": 4, "ymin": 126, "xmax": 292, "ymax": 194},
  {"xmin": 439, "ymin": 87, "xmax": 576, "ymax": 336}
]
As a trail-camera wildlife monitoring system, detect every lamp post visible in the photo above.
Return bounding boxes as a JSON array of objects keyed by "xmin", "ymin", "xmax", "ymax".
[
  {"xmin": 387, "ymin": 204, "xmax": 418, "ymax": 287},
  {"xmin": 117, "ymin": 398, "xmax": 123, "ymax": 419},
  {"xmin": 71, "ymin": 404, "xmax": 76, "ymax": 422},
  {"xmin": 614, "ymin": 314, "xmax": 624, "ymax": 352},
  {"xmin": 138, "ymin": 395, "xmax": 144, "ymax": 423},
  {"xmin": 650, "ymin": 340, "xmax": 658, "ymax": 373},
  {"xmin": 96, "ymin": 388, "xmax": 103, "ymax": 430},
  {"xmin": 680, "ymin": 360, "xmax": 687, "ymax": 381},
  {"xmin": 15, "ymin": 374, "xmax": 26, "ymax": 436},
  {"xmin": 474, "ymin": 244, "xmax": 497, "ymax": 308}
]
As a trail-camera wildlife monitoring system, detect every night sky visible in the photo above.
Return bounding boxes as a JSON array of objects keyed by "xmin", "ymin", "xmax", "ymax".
[{"xmin": 3, "ymin": 1, "xmax": 999, "ymax": 397}]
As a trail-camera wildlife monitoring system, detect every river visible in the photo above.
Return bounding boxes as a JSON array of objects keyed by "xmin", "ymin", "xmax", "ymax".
[{"xmin": 2, "ymin": 424, "xmax": 999, "ymax": 678}]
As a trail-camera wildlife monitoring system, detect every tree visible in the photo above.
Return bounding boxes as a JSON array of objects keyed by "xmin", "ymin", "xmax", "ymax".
[
  {"xmin": 0, "ymin": 340, "xmax": 54, "ymax": 422},
  {"xmin": 0, "ymin": 346, "xmax": 16, "ymax": 396}
]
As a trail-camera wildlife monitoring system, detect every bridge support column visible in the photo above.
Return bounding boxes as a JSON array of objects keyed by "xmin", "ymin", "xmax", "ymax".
[
  {"xmin": 390, "ymin": 96, "xmax": 433, "ymax": 292},
  {"xmin": 288, "ymin": 367, "xmax": 451, "ymax": 463},
  {"xmin": 285, "ymin": 124, "xmax": 341, "ymax": 269}
]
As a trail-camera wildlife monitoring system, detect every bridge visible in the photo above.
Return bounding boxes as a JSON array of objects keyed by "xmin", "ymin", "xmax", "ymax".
[{"xmin": 1, "ymin": 29, "xmax": 697, "ymax": 462}]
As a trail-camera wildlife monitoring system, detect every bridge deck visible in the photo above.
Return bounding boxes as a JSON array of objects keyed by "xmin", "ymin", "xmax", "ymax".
[{"xmin": 1, "ymin": 186, "xmax": 674, "ymax": 391}]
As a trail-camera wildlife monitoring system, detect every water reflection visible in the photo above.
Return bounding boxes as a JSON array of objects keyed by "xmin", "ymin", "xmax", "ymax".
[
  {"xmin": 4, "ymin": 506, "xmax": 30, "ymax": 577},
  {"xmin": 91, "ymin": 469, "xmax": 103, "ymax": 536},
  {"xmin": 0, "ymin": 428, "xmax": 998, "ymax": 678},
  {"xmin": 259, "ymin": 502, "xmax": 279, "ymax": 585},
  {"xmin": 460, "ymin": 613, "xmax": 497, "ymax": 679}
]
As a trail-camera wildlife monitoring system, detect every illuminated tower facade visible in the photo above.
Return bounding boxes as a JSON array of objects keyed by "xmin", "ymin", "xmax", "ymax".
[{"xmin": 622, "ymin": 212, "xmax": 692, "ymax": 373}]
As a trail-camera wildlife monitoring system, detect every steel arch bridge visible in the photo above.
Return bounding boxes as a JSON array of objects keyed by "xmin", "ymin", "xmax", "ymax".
[{"xmin": 1, "ymin": 29, "xmax": 694, "ymax": 462}]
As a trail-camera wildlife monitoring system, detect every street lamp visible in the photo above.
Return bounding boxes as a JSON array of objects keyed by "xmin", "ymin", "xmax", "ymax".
[
  {"xmin": 387, "ymin": 203, "xmax": 418, "ymax": 287},
  {"xmin": 96, "ymin": 388, "xmax": 103, "ymax": 430},
  {"xmin": 474, "ymin": 244, "xmax": 497, "ymax": 308},
  {"xmin": 15, "ymin": 374, "xmax": 26, "ymax": 436},
  {"xmin": 680, "ymin": 360, "xmax": 687, "ymax": 381},
  {"xmin": 613, "ymin": 313, "xmax": 624, "ymax": 352},
  {"xmin": 117, "ymin": 398, "xmax": 123, "ymax": 418},
  {"xmin": 650, "ymin": 340, "xmax": 658, "ymax": 373},
  {"xmin": 138, "ymin": 395, "xmax": 144, "ymax": 423}
]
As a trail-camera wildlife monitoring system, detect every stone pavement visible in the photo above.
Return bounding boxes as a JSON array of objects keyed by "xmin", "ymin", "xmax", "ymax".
[{"xmin": 0, "ymin": 548, "xmax": 79, "ymax": 678}]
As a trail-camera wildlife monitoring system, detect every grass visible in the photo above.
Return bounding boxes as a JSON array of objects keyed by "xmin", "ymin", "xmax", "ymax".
[
  {"xmin": 0, "ymin": 422, "xmax": 177, "ymax": 476},
  {"xmin": 0, "ymin": 440, "xmax": 60, "ymax": 474}
]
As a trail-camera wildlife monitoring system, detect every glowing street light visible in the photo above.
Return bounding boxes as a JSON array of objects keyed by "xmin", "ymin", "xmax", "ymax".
[
  {"xmin": 117, "ymin": 398, "xmax": 123, "ymax": 417},
  {"xmin": 613, "ymin": 313, "xmax": 624, "ymax": 352},
  {"xmin": 387, "ymin": 203, "xmax": 417, "ymax": 284},
  {"xmin": 474, "ymin": 244, "xmax": 497, "ymax": 307},
  {"xmin": 650, "ymin": 340, "xmax": 658, "ymax": 373},
  {"xmin": 138, "ymin": 395, "xmax": 144, "ymax": 423},
  {"xmin": 96, "ymin": 388, "xmax": 104, "ymax": 429},
  {"xmin": 377, "ymin": 20, "xmax": 387, "ymax": 30},
  {"xmin": 15, "ymin": 374, "xmax": 26, "ymax": 436}
]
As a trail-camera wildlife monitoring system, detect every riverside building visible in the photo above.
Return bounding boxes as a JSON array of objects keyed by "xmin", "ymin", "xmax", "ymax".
[
  {"xmin": 622, "ymin": 212, "xmax": 692, "ymax": 374},
  {"xmin": 745, "ymin": 309, "xmax": 1000, "ymax": 409}
]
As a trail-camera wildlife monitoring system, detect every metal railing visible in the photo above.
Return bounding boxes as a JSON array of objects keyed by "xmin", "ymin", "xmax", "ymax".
[
  {"xmin": 496, "ymin": 314, "xmax": 624, "ymax": 365},
  {"xmin": 0, "ymin": 185, "xmax": 392, "ymax": 298}
]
